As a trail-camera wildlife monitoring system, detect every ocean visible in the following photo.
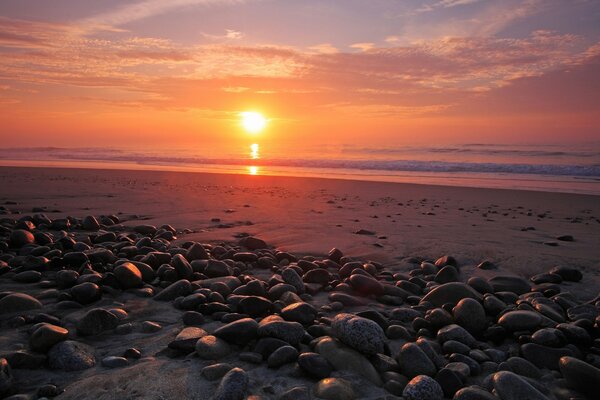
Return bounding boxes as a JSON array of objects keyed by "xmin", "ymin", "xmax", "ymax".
[{"xmin": 0, "ymin": 143, "xmax": 599, "ymax": 195}]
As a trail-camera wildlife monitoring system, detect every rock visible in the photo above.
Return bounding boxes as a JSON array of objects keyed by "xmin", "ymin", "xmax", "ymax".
[
  {"xmin": 504, "ymin": 356, "xmax": 542, "ymax": 379},
  {"xmin": 113, "ymin": 262, "xmax": 143, "ymax": 289},
  {"xmin": 530, "ymin": 328, "xmax": 564, "ymax": 347},
  {"xmin": 70, "ymin": 282, "xmax": 101, "ymax": 304},
  {"xmin": 154, "ymin": 279, "xmax": 192, "ymax": 301},
  {"xmin": 196, "ymin": 335, "xmax": 231, "ymax": 360},
  {"xmin": 492, "ymin": 371, "xmax": 549, "ymax": 400},
  {"xmin": 169, "ymin": 327, "xmax": 208, "ymax": 353},
  {"xmin": 267, "ymin": 345, "xmax": 298, "ymax": 368},
  {"xmin": 200, "ymin": 363, "xmax": 232, "ymax": 381},
  {"xmin": 282, "ymin": 268, "xmax": 305, "ymax": 294},
  {"xmin": 214, "ymin": 318, "xmax": 258, "ymax": 345},
  {"xmin": 454, "ymin": 386, "xmax": 498, "ymax": 400},
  {"xmin": 280, "ymin": 386, "xmax": 311, "ymax": 400},
  {"xmin": 297, "ymin": 352, "xmax": 332, "ymax": 379},
  {"xmin": 133, "ymin": 224, "xmax": 156, "ymax": 235},
  {"xmin": 559, "ymin": 356, "xmax": 600, "ymax": 397},
  {"xmin": 315, "ymin": 337, "xmax": 382, "ymax": 385},
  {"xmin": 498, "ymin": 311, "xmax": 542, "ymax": 332},
  {"xmin": 239, "ymin": 236, "xmax": 267, "ymax": 250},
  {"xmin": 0, "ymin": 351, "xmax": 45, "ymax": 369},
  {"xmin": 434, "ymin": 266, "xmax": 459, "ymax": 284},
  {"xmin": 76, "ymin": 308, "xmax": 119, "ymax": 336},
  {"xmin": 238, "ymin": 296, "xmax": 272, "ymax": 317},
  {"xmin": 183, "ymin": 311, "xmax": 205, "ymax": 326},
  {"xmin": 435, "ymin": 368, "xmax": 463, "ymax": 398},
  {"xmin": 56, "ymin": 270, "xmax": 79, "ymax": 289},
  {"xmin": 141, "ymin": 321, "xmax": 161, "ymax": 333},
  {"xmin": 315, "ymin": 378, "xmax": 355, "ymax": 400},
  {"xmin": 331, "ymin": 313, "xmax": 385, "ymax": 355},
  {"xmin": 48, "ymin": 340, "xmax": 95, "ymax": 371},
  {"xmin": 101, "ymin": 356, "xmax": 129, "ymax": 368},
  {"xmin": 420, "ymin": 283, "xmax": 482, "ymax": 307},
  {"xmin": 453, "ymin": 298, "xmax": 486, "ymax": 336},
  {"xmin": 488, "ymin": 276, "xmax": 531, "ymax": 295},
  {"xmin": 403, "ymin": 375, "xmax": 444, "ymax": 400},
  {"xmin": 328, "ymin": 292, "xmax": 368, "ymax": 306},
  {"xmin": 257, "ymin": 317, "xmax": 305, "ymax": 345},
  {"xmin": 550, "ymin": 266, "xmax": 582, "ymax": 282},
  {"xmin": 29, "ymin": 324, "xmax": 68, "ymax": 353},
  {"xmin": 170, "ymin": 253, "xmax": 193, "ymax": 279},
  {"xmin": 0, "ymin": 358, "xmax": 13, "ymax": 396},
  {"xmin": 303, "ymin": 268, "xmax": 331, "ymax": 285},
  {"xmin": 13, "ymin": 271, "xmax": 42, "ymax": 283},
  {"xmin": 212, "ymin": 367, "xmax": 248, "ymax": 400},
  {"xmin": 0, "ymin": 293, "xmax": 42, "ymax": 316},
  {"xmin": 435, "ymin": 255, "xmax": 458, "ymax": 269},
  {"xmin": 398, "ymin": 343, "xmax": 437, "ymax": 378},
  {"xmin": 437, "ymin": 324, "xmax": 477, "ymax": 347},
  {"xmin": 281, "ymin": 302, "xmax": 317, "ymax": 325},
  {"xmin": 186, "ymin": 242, "xmax": 209, "ymax": 261},
  {"xmin": 10, "ymin": 230, "xmax": 34, "ymax": 247},
  {"xmin": 521, "ymin": 343, "xmax": 575, "ymax": 370},
  {"xmin": 348, "ymin": 274, "xmax": 384, "ymax": 296},
  {"xmin": 82, "ymin": 215, "xmax": 100, "ymax": 230},
  {"xmin": 477, "ymin": 260, "xmax": 496, "ymax": 270}
]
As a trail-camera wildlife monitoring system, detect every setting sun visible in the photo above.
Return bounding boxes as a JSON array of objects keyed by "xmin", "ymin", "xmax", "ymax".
[{"xmin": 240, "ymin": 111, "xmax": 267, "ymax": 134}]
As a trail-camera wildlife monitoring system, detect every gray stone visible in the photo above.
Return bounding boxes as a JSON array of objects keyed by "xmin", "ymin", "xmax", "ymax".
[
  {"xmin": 0, "ymin": 293, "xmax": 42, "ymax": 316},
  {"xmin": 398, "ymin": 343, "xmax": 437, "ymax": 378},
  {"xmin": 421, "ymin": 283, "xmax": 482, "ymax": 307},
  {"xmin": 267, "ymin": 345, "xmax": 298, "ymax": 368},
  {"xmin": 101, "ymin": 356, "xmax": 129, "ymax": 368},
  {"xmin": 77, "ymin": 308, "xmax": 119, "ymax": 336},
  {"xmin": 453, "ymin": 298, "xmax": 486, "ymax": 336},
  {"xmin": 214, "ymin": 318, "xmax": 258, "ymax": 345},
  {"xmin": 403, "ymin": 375, "xmax": 444, "ymax": 400},
  {"xmin": 154, "ymin": 279, "xmax": 192, "ymax": 301},
  {"xmin": 297, "ymin": 352, "xmax": 332, "ymax": 379},
  {"xmin": 559, "ymin": 356, "xmax": 600, "ymax": 397},
  {"xmin": 315, "ymin": 336, "xmax": 382, "ymax": 385},
  {"xmin": 498, "ymin": 311, "xmax": 541, "ymax": 332},
  {"xmin": 331, "ymin": 313, "xmax": 385, "ymax": 355},
  {"xmin": 169, "ymin": 327, "xmax": 208, "ymax": 353},
  {"xmin": 212, "ymin": 367, "xmax": 248, "ymax": 400},
  {"xmin": 48, "ymin": 340, "xmax": 95, "ymax": 371},
  {"xmin": 258, "ymin": 316, "xmax": 305, "ymax": 345},
  {"xmin": 437, "ymin": 324, "xmax": 477, "ymax": 347},
  {"xmin": 171, "ymin": 254, "xmax": 193, "ymax": 279},
  {"xmin": 492, "ymin": 371, "xmax": 549, "ymax": 400},
  {"xmin": 315, "ymin": 378, "xmax": 355, "ymax": 400},
  {"xmin": 201, "ymin": 363, "xmax": 233, "ymax": 381},
  {"xmin": 196, "ymin": 335, "xmax": 231, "ymax": 360},
  {"xmin": 281, "ymin": 302, "xmax": 317, "ymax": 325},
  {"xmin": 282, "ymin": 268, "xmax": 305, "ymax": 294}
]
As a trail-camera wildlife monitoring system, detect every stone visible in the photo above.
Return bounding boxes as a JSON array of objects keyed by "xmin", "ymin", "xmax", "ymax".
[
  {"xmin": 281, "ymin": 302, "xmax": 317, "ymax": 325},
  {"xmin": 297, "ymin": 352, "xmax": 332, "ymax": 379},
  {"xmin": 171, "ymin": 254, "xmax": 193, "ymax": 279},
  {"xmin": 280, "ymin": 386, "xmax": 311, "ymax": 400},
  {"xmin": 315, "ymin": 337, "xmax": 382, "ymax": 385},
  {"xmin": 82, "ymin": 215, "xmax": 100, "ymax": 230},
  {"xmin": 77, "ymin": 308, "xmax": 119, "ymax": 336},
  {"xmin": 315, "ymin": 378, "xmax": 355, "ymax": 400},
  {"xmin": 212, "ymin": 367, "xmax": 248, "ymax": 400},
  {"xmin": 0, "ymin": 358, "xmax": 13, "ymax": 396},
  {"xmin": 202, "ymin": 363, "xmax": 233, "ymax": 381},
  {"xmin": 48, "ymin": 340, "xmax": 95, "ymax": 371},
  {"xmin": 403, "ymin": 375, "xmax": 444, "ymax": 400},
  {"xmin": 550, "ymin": 266, "xmax": 582, "ymax": 282},
  {"xmin": 282, "ymin": 268, "xmax": 305, "ymax": 294},
  {"xmin": 521, "ymin": 343, "xmax": 576, "ymax": 370},
  {"xmin": 169, "ymin": 327, "xmax": 208, "ymax": 353},
  {"xmin": 559, "ymin": 356, "xmax": 600, "ymax": 397},
  {"xmin": 530, "ymin": 328, "xmax": 565, "ymax": 347},
  {"xmin": 257, "ymin": 317, "xmax": 305, "ymax": 345},
  {"xmin": 267, "ymin": 345, "xmax": 298, "ymax": 368},
  {"xmin": 101, "ymin": 356, "xmax": 129, "ymax": 368},
  {"xmin": 303, "ymin": 269, "xmax": 331, "ymax": 285},
  {"xmin": 195, "ymin": 335, "xmax": 231, "ymax": 360},
  {"xmin": 498, "ymin": 311, "xmax": 542, "ymax": 332},
  {"xmin": 421, "ymin": 283, "xmax": 482, "ymax": 307},
  {"xmin": 331, "ymin": 313, "xmax": 385, "ymax": 355},
  {"xmin": 492, "ymin": 371, "xmax": 549, "ymax": 400},
  {"xmin": 328, "ymin": 292, "xmax": 368, "ymax": 306},
  {"xmin": 113, "ymin": 262, "xmax": 143, "ymax": 289},
  {"xmin": 488, "ymin": 276, "xmax": 531, "ymax": 295},
  {"xmin": 348, "ymin": 274, "xmax": 384, "ymax": 296},
  {"xmin": 398, "ymin": 343, "xmax": 437, "ymax": 378},
  {"xmin": 154, "ymin": 279, "xmax": 192, "ymax": 301},
  {"xmin": 237, "ymin": 296, "xmax": 272, "ymax": 317},
  {"xmin": 13, "ymin": 271, "xmax": 42, "ymax": 283},
  {"xmin": 70, "ymin": 282, "xmax": 101, "ymax": 304},
  {"xmin": 186, "ymin": 242, "xmax": 209, "ymax": 261},
  {"xmin": 0, "ymin": 293, "xmax": 42, "ymax": 316},
  {"xmin": 437, "ymin": 324, "xmax": 477, "ymax": 347},
  {"xmin": 453, "ymin": 298, "xmax": 486, "ymax": 336},
  {"xmin": 504, "ymin": 357, "xmax": 542, "ymax": 379},
  {"xmin": 10, "ymin": 230, "xmax": 35, "ymax": 247},
  {"xmin": 435, "ymin": 368, "xmax": 463, "ymax": 398},
  {"xmin": 434, "ymin": 266, "xmax": 459, "ymax": 284},
  {"xmin": 141, "ymin": 321, "xmax": 162, "ymax": 333},
  {"xmin": 453, "ymin": 386, "xmax": 498, "ymax": 400},
  {"xmin": 214, "ymin": 318, "xmax": 258, "ymax": 345},
  {"xmin": 29, "ymin": 324, "xmax": 68, "ymax": 353}
]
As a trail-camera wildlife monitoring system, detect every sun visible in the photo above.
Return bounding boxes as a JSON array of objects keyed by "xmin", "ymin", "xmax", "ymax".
[{"xmin": 240, "ymin": 111, "xmax": 267, "ymax": 134}]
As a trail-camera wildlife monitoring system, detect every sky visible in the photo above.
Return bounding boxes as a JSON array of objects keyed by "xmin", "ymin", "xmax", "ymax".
[{"xmin": 0, "ymin": 0, "xmax": 599, "ymax": 151}]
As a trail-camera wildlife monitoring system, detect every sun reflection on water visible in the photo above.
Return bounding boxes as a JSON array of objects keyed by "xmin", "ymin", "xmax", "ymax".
[
  {"xmin": 250, "ymin": 143, "xmax": 259, "ymax": 159},
  {"xmin": 248, "ymin": 166, "xmax": 259, "ymax": 175}
]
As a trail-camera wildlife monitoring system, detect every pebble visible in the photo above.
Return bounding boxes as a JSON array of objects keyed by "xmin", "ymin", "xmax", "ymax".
[
  {"xmin": 315, "ymin": 337, "xmax": 382, "ymax": 385},
  {"xmin": 403, "ymin": 375, "xmax": 444, "ymax": 400},
  {"xmin": 348, "ymin": 274, "xmax": 384, "ymax": 296},
  {"xmin": 421, "ymin": 283, "xmax": 482, "ymax": 307},
  {"xmin": 113, "ymin": 262, "xmax": 143, "ymax": 289},
  {"xmin": 498, "ymin": 310, "xmax": 542, "ymax": 332},
  {"xmin": 331, "ymin": 313, "xmax": 386, "ymax": 355},
  {"xmin": 559, "ymin": 356, "xmax": 600, "ymax": 397},
  {"xmin": 280, "ymin": 302, "xmax": 317, "ymax": 325},
  {"xmin": 29, "ymin": 324, "xmax": 68, "ymax": 353},
  {"xmin": 297, "ymin": 352, "xmax": 332, "ymax": 379},
  {"xmin": 214, "ymin": 318, "xmax": 258, "ymax": 345},
  {"xmin": 257, "ymin": 317, "xmax": 305, "ymax": 345},
  {"xmin": 10, "ymin": 230, "xmax": 35, "ymax": 247},
  {"xmin": 171, "ymin": 254, "xmax": 193, "ymax": 279},
  {"xmin": 267, "ymin": 345, "xmax": 298, "ymax": 368},
  {"xmin": 437, "ymin": 324, "xmax": 477, "ymax": 347},
  {"xmin": 453, "ymin": 298, "xmax": 486, "ymax": 335},
  {"xmin": 47, "ymin": 341, "xmax": 95, "ymax": 371},
  {"xmin": 398, "ymin": 343, "xmax": 437, "ymax": 378},
  {"xmin": 550, "ymin": 266, "xmax": 582, "ymax": 282},
  {"xmin": 169, "ymin": 327, "xmax": 208, "ymax": 353},
  {"xmin": 488, "ymin": 276, "xmax": 531, "ymax": 295},
  {"xmin": 201, "ymin": 363, "xmax": 233, "ymax": 381},
  {"xmin": 195, "ymin": 335, "xmax": 231, "ymax": 360},
  {"xmin": 521, "ymin": 343, "xmax": 576, "ymax": 370},
  {"xmin": 237, "ymin": 296, "xmax": 272, "ymax": 317},
  {"xmin": 154, "ymin": 279, "xmax": 192, "ymax": 301},
  {"xmin": 101, "ymin": 356, "xmax": 129, "ymax": 368},
  {"xmin": 70, "ymin": 282, "xmax": 101, "ymax": 304},
  {"xmin": 77, "ymin": 308, "xmax": 119, "ymax": 336},
  {"xmin": 0, "ymin": 293, "xmax": 43, "ymax": 316},
  {"xmin": 0, "ymin": 358, "xmax": 13, "ymax": 396},
  {"xmin": 212, "ymin": 367, "xmax": 248, "ymax": 400},
  {"xmin": 492, "ymin": 371, "xmax": 549, "ymax": 400},
  {"xmin": 315, "ymin": 378, "xmax": 355, "ymax": 400}
]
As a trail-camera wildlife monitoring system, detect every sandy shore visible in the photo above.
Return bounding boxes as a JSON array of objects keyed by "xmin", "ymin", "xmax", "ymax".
[{"xmin": 0, "ymin": 166, "xmax": 599, "ymax": 400}]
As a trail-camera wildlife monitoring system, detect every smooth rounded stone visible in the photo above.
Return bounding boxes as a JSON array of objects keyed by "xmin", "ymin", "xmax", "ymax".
[
  {"xmin": 488, "ymin": 276, "xmax": 531, "ymax": 295},
  {"xmin": 531, "ymin": 328, "xmax": 564, "ymax": 347},
  {"xmin": 530, "ymin": 273, "xmax": 562, "ymax": 284},
  {"xmin": 331, "ymin": 313, "xmax": 385, "ymax": 355},
  {"xmin": 214, "ymin": 318, "xmax": 258, "ymax": 345},
  {"xmin": 327, "ymin": 292, "xmax": 368, "ymax": 307},
  {"xmin": 521, "ymin": 343, "xmax": 575, "ymax": 370},
  {"xmin": 567, "ymin": 304, "xmax": 599, "ymax": 321},
  {"xmin": 113, "ymin": 262, "xmax": 143, "ymax": 289},
  {"xmin": 204, "ymin": 259, "xmax": 232, "ymax": 278},
  {"xmin": 10, "ymin": 230, "xmax": 35, "ymax": 247},
  {"xmin": 467, "ymin": 277, "xmax": 494, "ymax": 294},
  {"xmin": 559, "ymin": 356, "xmax": 600, "ymax": 397},
  {"xmin": 437, "ymin": 324, "xmax": 477, "ymax": 347},
  {"xmin": 454, "ymin": 386, "xmax": 498, "ymax": 400},
  {"xmin": 101, "ymin": 356, "xmax": 129, "ymax": 368},
  {"xmin": 280, "ymin": 386, "xmax": 311, "ymax": 400},
  {"xmin": 154, "ymin": 279, "xmax": 192, "ymax": 301},
  {"xmin": 258, "ymin": 318, "xmax": 305, "ymax": 345},
  {"xmin": 348, "ymin": 274, "xmax": 384, "ymax": 296},
  {"xmin": 212, "ymin": 367, "xmax": 248, "ymax": 400},
  {"xmin": 239, "ymin": 236, "xmax": 267, "ymax": 250},
  {"xmin": 503, "ymin": 357, "xmax": 542, "ymax": 379},
  {"xmin": 169, "ymin": 327, "xmax": 208, "ymax": 352},
  {"xmin": 384, "ymin": 379, "xmax": 405, "ymax": 396},
  {"xmin": 183, "ymin": 311, "xmax": 205, "ymax": 326},
  {"xmin": 171, "ymin": 254, "xmax": 193, "ymax": 279},
  {"xmin": 239, "ymin": 352, "xmax": 262, "ymax": 364},
  {"xmin": 56, "ymin": 270, "xmax": 79, "ymax": 289},
  {"xmin": 0, "ymin": 293, "xmax": 43, "ymax": 316},
  {"xmin": 70, "ymin": 282, "xmax": 101, "ymax": 304},
  {"xmin": 443, "ymin": 340, "xmax": 470, "ymax": 355},
  {"xmin": 123, "ymin": 348, "xmax": 141, "ymax": 359},
  {"xmin": 267, "ymin": 345, "xmax": 298, "ymax": 368},
  {"xmin": 297, "ymin": 352, "xmax": 332, "ymax": 379},
  {"xmin": 77, "ymin": 308, "xmax": 119, "ymax": 336},
  {"xmin": 556, "ymin": 323, "xmax": 591, "ymax": 346},
  {"xmin": 186, "ymin": 242, "xmax": 209, "ymax": 261},
  {"xmin": 403, "ymin": 375, "xmax": 444, "ymax": 400},
  {"xmin": 141, "ymin": 321, "xmax": 162, "ymax": 333},
  {"xmin": 13, "ymin": 270, "xmax": 42, "ymax": 283},
  {"xmin": 434, "ymin": 265, "xmax": 459, "ymax": 284},
  {"xmin": 0, "ymin": 358, "xmax": 14, "ymax": 396},
  {"xmin": 549, "ymin": 266, "xmax": 582, "ymax": 282},
  {"xmin": 398, "ymin": 343, "xmax": 437, "ymax": 378},
  {"xmin": 498, "ymin": 311, "xmax": 542, "ymax": 332},
  {"xmin": 387, "ymin": 325, "xmax": 410, "ymax": 340},
  {"xmin": 115, "ymin": 323, "xmax": 133, "ymax": 335},
  {"xmin": 195, "ymin": 335, "xmax": 231, "ymax": 360},
  {"xmin": 282, "ymin": 268, "xmax": 305, "ymax": 294},
  {"xmin": 303, "ymin": 268, "xmax": 332, "ymax": 285},
  {"xmin": 82, "ymin": 215, "xmax": 100, "ymax": 230},
  {"xmin": 315, "ymin": 337, "xmax": 382, "ymax": 385},
  {"xmin": 281, "ymin": 302, "xmax": 317, "ymax": 325},
  {"xmin": 421, "ymin": 283, "xmax": 482, "ymax": 307},
  {"xmin": 453, "ymin": 298, "xmax": 486, "ymax": 336},
  {"xmin": 391, "ymin": 307, "xmax": 422, "ymax": 322},
  {"xmin": 202, "ymin": 363, "xmax": 233, "ymax": 381},
  {"xmin": 315, "ymin": 378, "xmax": 355, "ymax": 400},
  {"xmin": 435, "ymin": 368, "xmax": 463, "ymax": 398},
  {"xmin": 48, "ymin": 340, "xmax": 95, "ymax": 371},
  {"xmin": 492, "ymin": 371, "xmax": 549, "ymax": 400},
  {"xmin": 446, "ymin": 362, "xmax": 470, "ymax": 379},
  {"xmin": 29, "ymin": 324, "xmax": 68, "ymax": 353},
  {"xmin": 267, "ymin": 283, "xmax": 296, "ymax": 301},
  {"xmin": 238, "ymin": 296, "xmax": 272, "ymax": 317}
]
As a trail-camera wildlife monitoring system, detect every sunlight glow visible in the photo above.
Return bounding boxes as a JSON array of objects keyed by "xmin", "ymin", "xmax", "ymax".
[
  {"xmin": 241, "ymin": 112, "xmax": 267, "ymax": 134},
  {"xmin": 250, "ymin": 143, "xmax": 259, "ymax": 159},
  {"xmin": 248, "ymin": 166, "xmax": 259, "ymax": 175}
]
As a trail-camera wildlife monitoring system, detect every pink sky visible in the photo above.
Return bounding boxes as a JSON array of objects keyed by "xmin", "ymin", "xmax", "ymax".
[{"xmin": 0, "ymin": 0, "xmax": 599, "ymax": 149}]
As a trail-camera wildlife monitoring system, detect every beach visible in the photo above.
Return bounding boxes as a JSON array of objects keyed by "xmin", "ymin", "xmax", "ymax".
[{"xmin": 1, "ymin": 166, "xmax": 599, "ymax": 399}]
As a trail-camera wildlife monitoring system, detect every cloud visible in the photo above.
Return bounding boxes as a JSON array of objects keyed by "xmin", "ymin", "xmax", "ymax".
[
  {"xmin": 307, "ymin": 43, "xmax": 339, "ymax": 54},
  {"xmin": 201, "ymin": 29, "xmax": 245, "ymax": 41},
  {"xmin": 350, "ymin": 43, "xmax": 375, "ymax": 52}
]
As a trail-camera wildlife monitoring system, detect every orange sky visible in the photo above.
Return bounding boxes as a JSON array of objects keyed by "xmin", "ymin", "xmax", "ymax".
[{"xmin": 0, "ymin": 0, "xmax": 599, "ymax": 150}]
